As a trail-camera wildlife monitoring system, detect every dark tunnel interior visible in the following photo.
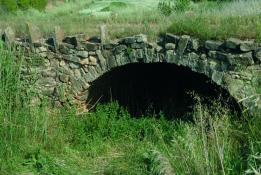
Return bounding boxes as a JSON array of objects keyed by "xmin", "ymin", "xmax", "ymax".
[{"xmin": 87, "ymin": 63, "xmax": 241, "ymax": 119}]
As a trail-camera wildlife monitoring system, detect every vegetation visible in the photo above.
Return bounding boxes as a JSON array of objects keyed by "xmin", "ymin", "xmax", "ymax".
[
  {"xmin": 0, "ymin": 45, "xmax": 260, "ymax": 174},
  {"xmin": 0, "ymin": 0, "xmax": 48, "ymax": 12},
  {"xmin": 0, "ymin": 0, "xmax": 260, "ymax": 40},
  {"xmin": 0, "ymin": 0, "xmax": 260, "ymax": 174}
]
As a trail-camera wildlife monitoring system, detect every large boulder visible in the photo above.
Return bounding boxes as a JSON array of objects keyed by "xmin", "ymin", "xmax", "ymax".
[
  {"xmin": 205, "ymin": 40, "xmax": 223, "ymax": 50},
  {"xmin": 240, "ymin": 40, "xmax": 257, "ymax": 52},
  {"xmin": 226, "ymin": 38, "xmax": 242, "ymax": 50},
  {"xmin": 26, "ymin": 23, "xmax": 42, "ymax": 44}
]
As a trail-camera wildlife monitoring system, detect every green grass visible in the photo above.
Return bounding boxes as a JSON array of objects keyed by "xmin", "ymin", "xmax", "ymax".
[
  {"xmin": 0, "ymin": 45, "xmax": 260, "ymax": 174},
  {"xmin": 0, "ymin": 0, "xmax": 260, "ymax": 40},
  {"xmin": 100, "ymin": 2, "xmax": 129, "ymax": 12},
  {"xmin": 167, "ymin": 0, "xmax": 261, "ymax": 40}
]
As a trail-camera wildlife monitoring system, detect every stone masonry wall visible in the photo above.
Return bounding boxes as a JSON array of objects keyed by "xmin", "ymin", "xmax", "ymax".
[{"xmin": 1, "ymin": 27, "xmax": 260, "ymax": 113}]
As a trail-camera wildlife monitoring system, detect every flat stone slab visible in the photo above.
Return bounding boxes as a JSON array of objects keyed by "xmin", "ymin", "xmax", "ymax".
[
  {"xmin": 2, "ymin": 27, "xmax": 15, "ymax": 44},
  {"xmin": 26, "ymin": 23, "xmax": 42, "ymax": 44}
]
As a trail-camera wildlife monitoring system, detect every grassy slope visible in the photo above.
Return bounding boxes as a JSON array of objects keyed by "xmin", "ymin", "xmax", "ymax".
[
  {"xmin": 0, "ymin": 0, "xmax": 165, "ymax": 40},
  {"xmin": 0, "ymin": 0, "xmax": 260, "ymax": 40},
  {"xmin": 168, "ymin": 0, "xmax": 261, "ymax": 40}
]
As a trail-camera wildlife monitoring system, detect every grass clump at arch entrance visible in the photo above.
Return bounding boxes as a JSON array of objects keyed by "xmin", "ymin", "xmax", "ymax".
[{"xmin": 0, "ymin": 45, "xmax": 260, "ymax": 174}]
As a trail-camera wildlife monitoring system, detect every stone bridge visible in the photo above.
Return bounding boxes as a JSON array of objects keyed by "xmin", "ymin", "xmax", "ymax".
[{"xmin": 1, "ymin": 27, "xmax": 260, "ymax": 114}]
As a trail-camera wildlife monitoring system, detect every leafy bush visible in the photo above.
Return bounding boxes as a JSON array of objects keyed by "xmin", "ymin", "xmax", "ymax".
[
  {"xmin": 30, "ymin": 0, "xmax": 48, "ymax": 11},
  {"xmin": 158, "ymin": 1, "xmax": 174, "ymax": 16},
  {"xmin": 0, "ymin": 0, "xmax": 18, "ymax": 12},
  {"xmin": 175, "ymin": 0, "xmax": 190, "ymax": 11},
  {"xmin": 17, "ymin": 0, "xmax": 30, "ymax": 10},
  {"xmin": 0, "ymin": 0, "xmax": 48, "ymax": 12},
  {"xmin": 158, "ymin": 0, "xmax": 190, "ymax": 16}
]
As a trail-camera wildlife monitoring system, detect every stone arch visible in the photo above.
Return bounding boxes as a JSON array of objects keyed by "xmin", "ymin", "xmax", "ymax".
[
  {"xmin": 79, "ymin": 34, "xmax": 259, "ymax": 114},
  {"xmin": 5, "ymin": 30, "xmax": 259, "ymax": 113}
]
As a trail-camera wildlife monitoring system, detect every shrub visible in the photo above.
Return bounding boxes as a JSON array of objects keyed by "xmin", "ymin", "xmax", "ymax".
[
  {"xmin": 17, "ymin": 0, "xmax": 30, "ymax": 10},
  {"xmin": 30, "ymin": 0, "xmax": 48, "ymax": 11},
  {"xmin": 158, "ymin": 1, "xmax": 174, "ymax": 16},
  {"xmin": 0, "ymin": 0, "xmax": 48, "ymax": 12},
  {"xmin": 0, "ymin": 0, "xmax": 18, "ymax": 12},
  {"xmin": 158, "ymin": 0, "xmax": 190, "ymax": 16},
  {"xmin": 175, "ymin": 0, "xmax": 190, "ymax": 11}
]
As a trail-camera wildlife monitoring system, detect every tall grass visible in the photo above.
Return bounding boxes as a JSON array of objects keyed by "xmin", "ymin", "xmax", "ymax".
[
  {"xmin": 0, "ymin": 42, "xmax": 27, "ymax": 159},
  {"xmin": 0, "ymin": 42, "xmax": 65, "ymax": 173},
  {"xmin": 167, "ymin": 102, "xmax": 245, "ymax": 174},
  {"xmin": 0, "ymin": 42, "xmax": 31, "ymax": 172}
]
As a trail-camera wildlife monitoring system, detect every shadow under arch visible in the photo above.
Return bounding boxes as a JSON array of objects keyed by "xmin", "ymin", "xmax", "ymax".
[{"xmin": 87, "ymin": 63, "xmax": 241, "ymax": 120}]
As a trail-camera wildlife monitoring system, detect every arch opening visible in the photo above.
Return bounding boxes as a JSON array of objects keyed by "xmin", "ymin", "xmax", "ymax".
[{"xmin": 87, "ymin": 63, "xmax": 240, "ymax": 119}]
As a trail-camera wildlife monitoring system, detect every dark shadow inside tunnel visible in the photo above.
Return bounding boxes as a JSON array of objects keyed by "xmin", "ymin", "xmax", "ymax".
[{"xmin": 87, "ymin": 63, "xmax": 241, "ymax": 119}]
